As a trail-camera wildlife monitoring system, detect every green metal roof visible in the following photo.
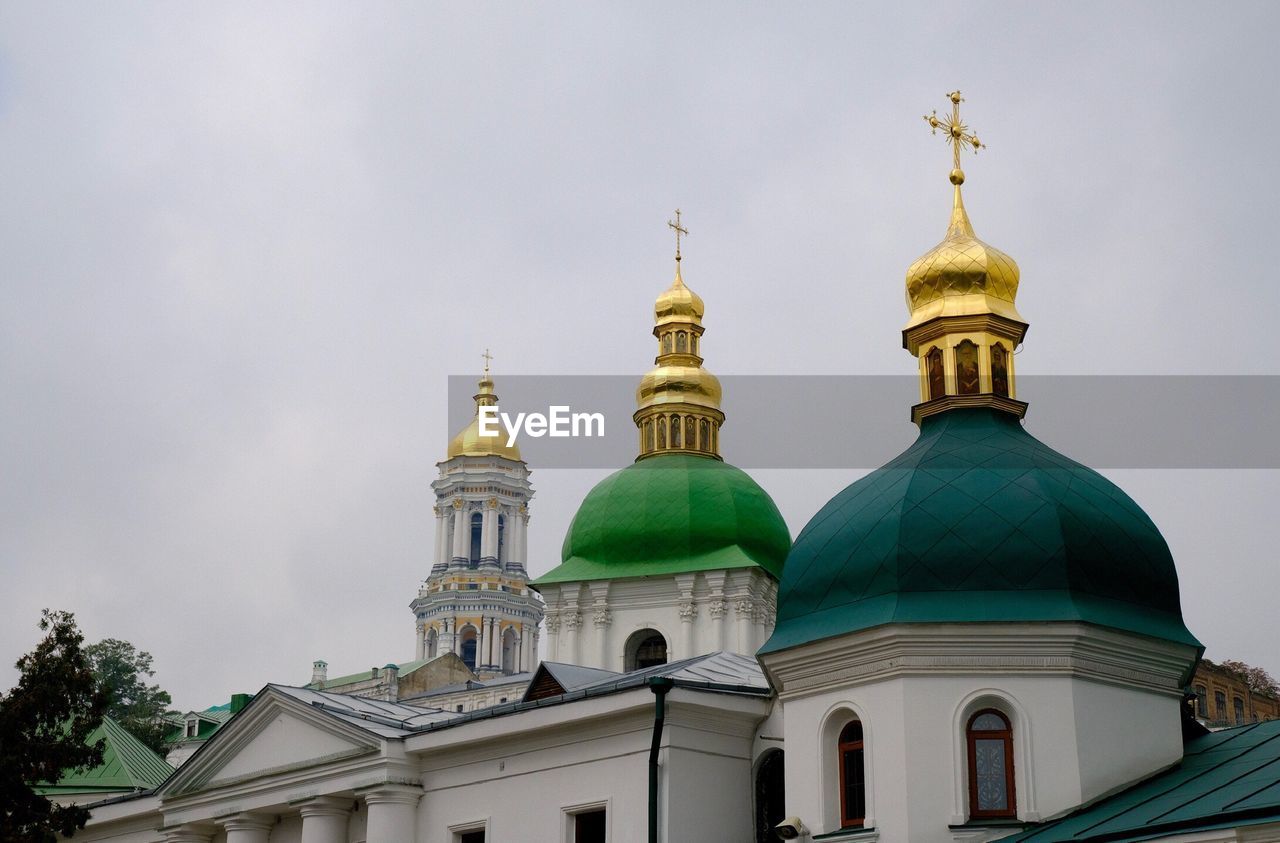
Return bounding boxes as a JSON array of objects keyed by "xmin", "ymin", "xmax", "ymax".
[
  {"xmin": 762, "ymin": 408, "xmax": 1199, "ymax": 655},
  {"xmin": 36, "ymin": 716, "xmax": 174, "ymax": 795},
  {"xmin": 309, "ymin": 657, "xmax": 432, "ymax": 689},
  {"xmin": 999, "ymin": 719, "xmax": 1280, "ymax": 842},
  {"xmin": 534, "ymin": 453, "xmax": 791, "ymax": 585}
]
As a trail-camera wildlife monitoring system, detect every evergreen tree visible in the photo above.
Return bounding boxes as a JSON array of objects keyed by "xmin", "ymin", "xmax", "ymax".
[
  {"xmin": 0, "ymin": 609, "xmax": 109, "ymax": 841},
  {"xmin": 84, "ymin": 639, "xmax": 173, "ymax": 755}
]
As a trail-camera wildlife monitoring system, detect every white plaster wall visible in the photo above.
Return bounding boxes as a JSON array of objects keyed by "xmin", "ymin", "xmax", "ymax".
[{"xmin": 779, "ymin": 673, "xmax": 1182, "ymax": 842}]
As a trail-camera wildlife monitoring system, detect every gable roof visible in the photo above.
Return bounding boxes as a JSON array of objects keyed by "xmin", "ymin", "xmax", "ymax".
[
  {"xmin": 36, "ymin": 716, "xmax": 174, "ymax": 795},
  {"xmin": 523, "ymin": 663, "xmax": 620, "ymax": 702},
  {"xmin": 999, "ymin": 719, "xmax": 1280, "ymax": 842}
]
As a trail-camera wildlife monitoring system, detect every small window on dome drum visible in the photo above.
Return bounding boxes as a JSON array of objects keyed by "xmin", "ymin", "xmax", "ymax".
[
  {"xmin": 991, "ymin": 343, "xmax": 1009, "ymax": 396},
  {"xmin": 926, "ymin": 347, "xmax": 945, "ymax": 400},
  {"xmin": 956, "ymin": 340, "xmax": 980, "ymax": 395},
  {"xmin": 657, "ymin": 419, "xmax": 666, "ymax": 450},
  {"xmin": 838, "ymin": 720, "xmax": 866, "ymax": 828},
  {"xmin": 671, "ymin": 415, "xmax": 681, "ymax": 448},
  {"xmin": 967, "ymin": 709, "xmax": 1015, "ymax": 819},
  {"xmin": 676, "ymin": 331, "xmax": 688, "ymax": 352},
  {"xmin": 699, "ymin": 419, "xmax": 709, "ymax": 451},
  {"xmin": 686, "ymin": 417, "xmax": 696, "ymax": 449}
]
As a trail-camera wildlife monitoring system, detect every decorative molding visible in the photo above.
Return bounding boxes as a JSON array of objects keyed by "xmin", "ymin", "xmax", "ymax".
[
  {"xmin": 563, "ymin": 612, "xmax": 583, "ymax": 632},
  {"xmin": 593, "ymin": 606, "xmax": 612, "ymax": 628},
  {"xmin": 911, "ymin": 393, "xmax": 1028, "ymax": 424},
  {"xmin": 708, "ymin": 599, "xmax": 727, "ymax": 620},
  {"xmin": 678, "ymin": 601, "xmax": 697, "ymax": 622}
]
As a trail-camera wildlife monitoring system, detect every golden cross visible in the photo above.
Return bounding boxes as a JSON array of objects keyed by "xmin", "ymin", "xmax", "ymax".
[
  {"xmin": 923, "ymin": 90, "xmax": 985, "ymax": 184},
  {"xmin": 481, "ymin": 348, "xmax": 493, "ymax": 376},
  {"xmin": 667, "ymin": 209, "xmax": 689, "ymax": 262}
]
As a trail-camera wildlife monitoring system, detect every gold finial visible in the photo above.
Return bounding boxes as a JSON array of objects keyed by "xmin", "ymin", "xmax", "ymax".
[
  {"xmin": 481, "ymin": 348, "xmax": 493, "ymax": 377},
  {"xmin": 667, "ymin": 209, "xmax": 688, "ymax": 263},
  {"xmin": 924, "ymin": 90, "xmax": 985, "ymax": 185}
]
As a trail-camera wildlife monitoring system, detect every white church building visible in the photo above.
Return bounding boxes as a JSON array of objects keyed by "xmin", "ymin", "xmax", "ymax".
[{"xmin": 64, "ymin": 104, "xmax": 1280, "ymax": 843}]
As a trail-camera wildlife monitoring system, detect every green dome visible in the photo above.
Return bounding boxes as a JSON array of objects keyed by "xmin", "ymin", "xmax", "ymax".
[
  {"xmin": 761, "ymin": 408, "xmax": 1200, "ymax": 654},
  {"xmin": 534, "ymin": 453, "xmax": 790, "ymax": 585}
]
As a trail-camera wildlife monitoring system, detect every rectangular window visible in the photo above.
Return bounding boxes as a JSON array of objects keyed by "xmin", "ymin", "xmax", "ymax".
[
  {"xmin": 1195, "ymin": 685, "xmax": 1208, "ymax": 718},
  {"xmin": 1215, "ymin": 691, "xmax": 1227, "ymax": 719},
  {"xmin": 1235, "ymin": 697, "xmax": 1246, "ymax": 725},
  {"xmin": 841, "ymin": 745, "xmax": 866, "ymax": 824},
  {"xmin": 459, "ymin": 832, "xmax": 485, "ymax": 843},
  {"xmin": 574, "ymin": 809, "xmax": 606, "ymax": 843}
]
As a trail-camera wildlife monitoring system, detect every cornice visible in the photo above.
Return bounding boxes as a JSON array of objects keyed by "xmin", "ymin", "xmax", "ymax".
[{"xmin": 760, "ymin": 623, "xmax": 1197, "ymax": 701}]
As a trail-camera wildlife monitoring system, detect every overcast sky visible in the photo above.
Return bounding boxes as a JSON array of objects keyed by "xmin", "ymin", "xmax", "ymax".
[{"xmin": 2, "ymin": 2, "xmax": 1277, "ymax": 711}]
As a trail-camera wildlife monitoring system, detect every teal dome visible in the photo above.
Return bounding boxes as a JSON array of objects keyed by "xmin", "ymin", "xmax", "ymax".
[
  {"xmin": 762, "ymin": 408, "xmax": 1200, "ymax": 654},
  {"xmin": 534, "ymin": 453, "xmax": 790, "ymax": 585}
]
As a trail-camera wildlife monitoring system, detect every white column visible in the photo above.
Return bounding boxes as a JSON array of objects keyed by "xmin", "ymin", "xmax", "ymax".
[
  {"xmin": 415, "ymin": 621, "xmax": 425, "ymax": 661},
  {"xmin": 547, "ymin": 614, "xmax": 560, "ymax": 661},
  {"xmin": 218, "ymin": 813, "xmax": 274, "ymax": 843},
  {"xmin": 564, "ymin": 605, "xmax": 581, "ymax": 665},
  {"xmin": 489, "ymin": 618, "xmax": 500, "ymax": 668},
  {"xmin": 362, "ymin": 784, "xmax": 423, "ymax": 843},
  {"xmin": 433, "ymin": 506, "xmax": 447, "ymax": 565},
  {"xmin": 451, "ymin": 503, "xmax": 468, "ymax": 560},
  {"xmin": 519, "ymin": 512, "xmax": 529, "ymax": 563},
  {"xmin": 518, "ymin": 622, "xmax": 530, "ymax": 671},
  {"xmin": 735, "ymin": 597, "xmax": 753, "ymax": 653},
  {"xmin": 161, "ymin": 825, "xmax": 215, "ymax": 843},
  {"xmin": 298, "ymin": 796, "xmax": 349, "ymax": 843},
  {"xmin": 481, "ymin": 502, "xmax": 497, "ymax": 560},
  {"xmin": 442, "ymin": 617, "xmax": 456, "ymax": 655}
]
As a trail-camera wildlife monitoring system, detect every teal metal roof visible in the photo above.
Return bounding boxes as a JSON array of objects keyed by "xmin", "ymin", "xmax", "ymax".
[
  {"xmin": 762, "ymin": 408, "xmax": 1200, "ymax": 656},
  {"xmin": 36, "ymin": 716, "xmax": 174, "ymax": 795},
  {"xmin": 535, "ymin": 453, "xmax": 791, "ymax": 585},
  {"xmin": 999, "ymin": 719, "xmax": 1280, "ymax": 842}
]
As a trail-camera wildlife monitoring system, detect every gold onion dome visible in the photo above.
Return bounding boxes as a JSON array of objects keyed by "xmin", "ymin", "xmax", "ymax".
[
  {"xmin": 636, "ymin": 264, "xmax": 722, "ymax": 415},
  {"xmin": 445, "ymin": 371, "xmax": 522, "ymax": 461},
  {"xmin": 653, "ymin": 264, "xmax": 705, "ymax": 326},
  {"xmin": 904, "ymin": 183, "xmax": 1023, "ymax": 330}
]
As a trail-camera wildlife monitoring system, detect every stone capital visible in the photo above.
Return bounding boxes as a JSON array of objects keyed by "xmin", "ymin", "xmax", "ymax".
[
  {"xmin": 293, "ymin": 795, "xmax": 352, "ymax": 819},
  {"xmin": 160, "ymin": 823, "xmax": 217, "ymax": 843},
  {"xmin": 215, "ymin": 812, "xmax": 276, "ymax": 833},
  {"xmin": 359, "ymin": 782, "xmax": 425, "ymax": 806}
]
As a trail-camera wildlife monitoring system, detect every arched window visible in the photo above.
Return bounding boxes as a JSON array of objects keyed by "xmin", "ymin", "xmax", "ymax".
[
  {"xmin": 956, "ymin": 340, "xmax": 980, "ymax": 395},
  {"xmin": 676, "ymin": 331, "xmax": 688, "ymax": 352},
  {"xmin": 426, "ymin": 628, "xmax": 438, "ymax": 660},
  {"xmin": 670, "ymin": 415, "xmax": 682, "ymax": 448},
  {"xmin": 686, "ymin": 416, "xmax": 696, "ymax": 449},
  {"xmin": 501, "ymin": 627, "xmax": 518, "ymax": 674},
  {"xmin": 644, "ymin": 420, "xmax": 654, "ymax": 453},
  {"xmin": 469, "ymin": 512, "xmax": 483, "ymax": 566},
  {"xmin": 838, "ymin": 721, "xmax": 866, "ymax": 828},
  {"xmin": 691, "ymin": 334, "xmax": 699, "ymax": 355},
  {"xmin": 699, "ymin": 419, "xmax": 710, "ymax": 451},
  {"xmin": 926, "ymin": 346, "xmax": 945, "ymax": 400},
  {"xmin": 459, "ymin": 626, "xmax": 478, "ymax": 671},
  {"xmin": 991, "ymin": 343, "xmax": 1010, "ymax": 396},
  {"xmin": 754, "ymin": 750, "xmax": 785, "ymax": 843},
  {"xmin": 624, "ymin": 628, "xmax": 667, "ymax": 671},
  {"xmin": 657, "ymin": 419, "xmax": 667, "ymax": 450},
  {"xmin": 967, "ymin": 710, "xmax": 1016, "ymax": 819},
  {"xmin": 497, "ymin": 514, "xmax": 506, "ymax": 563},
  {"xmin": 662, "ymin": 333, "xmax": 673, "ymax": 354}
]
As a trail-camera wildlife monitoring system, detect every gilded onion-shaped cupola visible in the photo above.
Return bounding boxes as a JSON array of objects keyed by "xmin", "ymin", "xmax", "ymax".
[
  {"xmin": 904, "ymin": 91, "xmax": 1029, "ymax": 425},
  {"xmin": 445, "ymin": 355, "xmax": 522, "ymax": 462},
  {"xmin": 634, "ymin": 210, "xmax": 725, "ymax": 460}
]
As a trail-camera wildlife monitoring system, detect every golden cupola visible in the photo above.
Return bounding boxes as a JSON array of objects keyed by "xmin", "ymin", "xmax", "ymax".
[
  {"xmin": 445, "ymin": 358, "xmax": 522, "ymax": 461},
  {"xmin": 904, "ymin": 92, "xmax": 1029, "ymax": 425},
  {"xmin": 633, "ymin": 211, "xmax": 725, "ymax": 460}
]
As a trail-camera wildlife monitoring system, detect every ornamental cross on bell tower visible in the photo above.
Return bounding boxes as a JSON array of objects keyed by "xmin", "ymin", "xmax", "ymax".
[
  {"xmin": 481, "ymin": 348, "xmax": 493, "ymax": 377},
  {"xmin": 667, "ymin": 209, "xmax": 688, "ymax": 263},
  {"xmin": 924, "ymin": 90, "xmax": 986, "ymax": 186}
]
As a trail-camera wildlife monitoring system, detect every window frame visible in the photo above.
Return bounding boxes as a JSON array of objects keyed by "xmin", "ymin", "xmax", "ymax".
[
  {"xmin": 837, "ymin": 720, "xmax": 866, "ymax": 828},
  {"xmin": 966, "ymin": 708, "xmax": 1017, "ymax": 820},
  {"xmin": 561, "ymin": 798, "xmax": 610, "ymax": 843}
]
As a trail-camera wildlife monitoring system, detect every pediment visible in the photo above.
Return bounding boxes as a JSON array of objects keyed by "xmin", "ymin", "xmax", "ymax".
[{"xmin": 162, "ymin": 688, "xmax": 381, "ymax": 796}]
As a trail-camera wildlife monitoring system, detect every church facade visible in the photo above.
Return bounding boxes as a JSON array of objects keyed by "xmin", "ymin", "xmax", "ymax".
[{"xmin": 64, "ymin": 96, "xmax": 1280, "ymax": 843}]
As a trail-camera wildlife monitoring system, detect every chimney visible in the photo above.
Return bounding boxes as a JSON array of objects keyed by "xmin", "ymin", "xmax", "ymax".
[
  {"xmin": 384, "ymin": 663, "xmax": 400, "ymax": 702},
  {"xmin": 312, "ymin": 659, "xmax": 328, "ymax": 688},
  {"xmin": 229, "ymin": 693, "xmax": 253, "ymax": 714}
]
